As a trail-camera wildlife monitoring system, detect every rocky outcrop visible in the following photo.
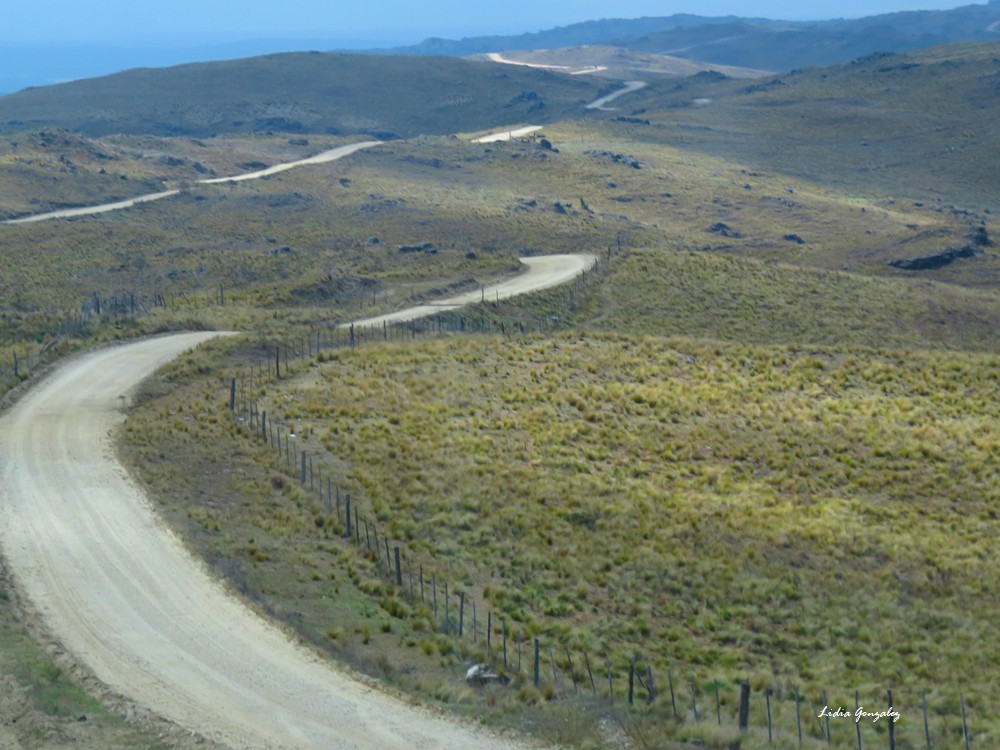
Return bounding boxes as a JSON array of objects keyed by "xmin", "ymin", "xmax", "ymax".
[
  {"xmin": 887, "ymin": 244, "xmax": 980, "ymax": 271},
  {"xmin": 397, "ymin": 242, "xmax": 437, "ymax": 254},
  {"xmin": 708, "ymin": 222, "xmax": 742, "ymax": 238}
]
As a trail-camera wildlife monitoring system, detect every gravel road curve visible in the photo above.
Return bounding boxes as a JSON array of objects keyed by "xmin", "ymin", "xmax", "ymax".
[
  {"xmin": 3, "ymin": 142, "xmax": 381, "ymax": 225},
  {"xmin": 0, "ymin": 332, "xmax": 543, "ymax": 749},
  {"xmin": 0, "ymin": 253, "xmax": 596, "ymax": 748},
  {"xmin": 346, "ymin": 253, "xmax": 597, "ymax": 328}
]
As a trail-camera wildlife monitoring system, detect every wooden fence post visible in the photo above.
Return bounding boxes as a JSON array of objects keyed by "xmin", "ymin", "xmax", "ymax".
[
  {"xmin": 628, "ymin": 657, "xmax": 635, "ymax": 705},
  {"xmin": 229, "ymin": 378, "xmax": 236, "ymax": 410},
  {"xmin": 691, "ymin": 676, "xmax": 700, "ymax": 722},
  {"xmin": 880, "ymin": 690, "xmax": 894, "ymax": 750},
  {"xmin": 457, "ymin": 592, "xmax": 464, "ymax": 637},
  {"xmin": 796, "ymin": 687, "xmax": 803, "ymax": 747},
  {"xmin": 647, "ymin": 665, "xmax": 655, "ymax": 704},
  {"xmin": 738, "ymin": 681, "xmax": 751, "ymax": 731},
  {"xmin": 922, "ymin": 690, "xmax": 930, "ymax": 750},
  {"xmin": 961, "ymin": 693, "xmax": 970, "ymax": 750},
  {"xmin": 344, "ymin": 494, "xmax": 351, "ymax": 537},
  {"xmin": 669, "ymin": 669, "xmax": 678, "ymax": 719},
  {"xmin": 766, "ymin": 688, "xmax": 773, "ymax": 744},
  {"xmin": 502, "ymin": 618, "xmax": 507, "ymax": 668},
  {"xmin": 584, "ymin": 652, "xmax": 596, "ymax": 696},
  {"xmin": 394, "ymin": 546, "xmax": 402, "ymax": 588},
  {"xmin": 855, "ymin": 690, "xmax": 862, "ymax": 750},
  {"xmin": 533, "ymin": 639, "xmax": 540, "ymax": 687},
  {"xmin": 715, "ymin": 680, "xmax": 721, "ymax": 725},
  {"xmin": 564, "ymin": 646, "xmax": 578, "ymax": 694}
]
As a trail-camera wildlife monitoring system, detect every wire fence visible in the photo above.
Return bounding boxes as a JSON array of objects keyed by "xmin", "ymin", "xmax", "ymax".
[{"xmin": 216, "ymin": 249, "xmax": 983, "ymax": 748}]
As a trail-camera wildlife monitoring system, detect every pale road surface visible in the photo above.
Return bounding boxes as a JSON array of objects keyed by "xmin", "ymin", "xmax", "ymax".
[
  {"xmin": 469, "ymin": 79, "xmax": 645, "ymax": 142},
  {"xmin": 585, "ymin": 81, "xmax": 647, "ymax": 111},
  {"xmin": 485, "ymin": 52, "xmax": 608, "ymax": 76},
  {"xmin": 0, "ymin": 254, "xmax": 595, "ymax": 749},
  {"xmin": 346, "ymin": 253, "xmax": 597, "ymax": 329},
  {"xmin": 471, "ymin": 125, "xmax": 544, "ymax": 143},
  {"xmin": 2, "ymin": 141, "xmax": 382, "ymax": 225}
]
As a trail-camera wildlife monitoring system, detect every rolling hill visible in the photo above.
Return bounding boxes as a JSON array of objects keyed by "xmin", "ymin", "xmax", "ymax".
[
  {"xmin": 3, "ymin": 17, "xmax": 1000, "ymax": 750},
  {"xmin": 0, "ymin": 52, "xmax": 605, "ymax": 139},
  {"xmin": 594, "ymin": 41, "xmax": 1000, "ymax": 217},
  {"xmin": 392, "ymin": 2, "xmax": 1000, "ymax": 71}
]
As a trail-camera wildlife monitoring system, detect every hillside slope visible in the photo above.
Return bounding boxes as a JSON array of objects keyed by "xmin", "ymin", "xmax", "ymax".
[
  {"xmin": 604, "ymin": 41, "xmax": 1000, "ymax": 215},
  {"xmin": 393, "ymin": 2, "xmax": 1000, "ymax": 71},
  {"xmin": 0, "ymin": 52, "xmax": 605, "ymax": 139}
]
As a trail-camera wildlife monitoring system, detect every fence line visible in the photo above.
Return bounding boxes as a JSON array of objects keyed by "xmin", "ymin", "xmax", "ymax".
[
  {"xmin": 226, "ymin": 384, "xmax": 983, "ymax": 745},
  {"xmin": 217, "ymin": 245, "xmax": 980, "ymax": 745}
]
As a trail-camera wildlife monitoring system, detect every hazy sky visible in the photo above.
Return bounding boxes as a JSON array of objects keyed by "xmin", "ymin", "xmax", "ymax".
[{"xmin": 2, "ymin": 0, "xmax": 983, "ymax": 44}]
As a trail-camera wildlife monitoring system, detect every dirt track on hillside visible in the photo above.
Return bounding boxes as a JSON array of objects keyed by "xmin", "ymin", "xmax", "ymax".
[
  {"xmin": 347, "ymin": 253, "xmax": 597, "ymax": 328},
  {"xmin": 3, "ymin": 141, "xmax": 381, "ymax": 225},
  {"xmin": 0, "ymin": 254, "xmax": 595, "ymax": 748}
]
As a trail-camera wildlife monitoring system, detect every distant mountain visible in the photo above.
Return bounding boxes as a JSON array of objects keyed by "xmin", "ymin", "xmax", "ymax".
[
  {"xmin": 0, "ymin": 52, "xmax": 605, "ymax": 139},
  {"xmin": 383, "ymin": 14, "xmax": 784, "ymax": 58},
  {"xmin": 389, "ymin": 2, "xmax": 1000, "ymax": 72}
]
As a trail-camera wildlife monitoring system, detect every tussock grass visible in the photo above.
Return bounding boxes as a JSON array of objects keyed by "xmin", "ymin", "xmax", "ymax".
[
  {"xmin": 573, "ymin": 246, "xmax": 1000, "ymax": 350},
  {"xmin": 125, "ymin": 331, "xmax": 1000, "ymax": 745}
]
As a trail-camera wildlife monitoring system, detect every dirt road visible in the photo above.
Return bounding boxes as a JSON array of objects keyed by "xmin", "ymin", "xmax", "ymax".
[
  {"xmin": 3, "ymin": 141, "xmax": 381, "ymax": 225},
  {"xmin": 346, "ymin": 253, "xmax": 597, "ymax": 328},
  {"xmin": 585, "ymin": 81, "xmax": 647, "ymax": 111},
  {"xmin": 471, "ymin": 125, "xmax": 544, "ymax": 143},
  {"xmin": 484, "ymin": 52, "xmax": 607, "ymax": 76},
  {"xmin": 0, "ymin": 252, "xmax": 597, "ymax": 748},
  {"xmin": 0, "ymin": 332, "xmax": 542, "ymax": 749}
]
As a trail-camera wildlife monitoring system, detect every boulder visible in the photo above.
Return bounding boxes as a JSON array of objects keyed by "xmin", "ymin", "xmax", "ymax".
[{"xmin": 465, "ymin": 664, "xmax": 508, "ymax": 686}]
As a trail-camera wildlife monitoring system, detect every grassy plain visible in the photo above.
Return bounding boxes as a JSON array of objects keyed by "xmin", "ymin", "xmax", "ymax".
[{"xmin": 122, "ymin": 327, "xmax": 1000, "ymax": 747}]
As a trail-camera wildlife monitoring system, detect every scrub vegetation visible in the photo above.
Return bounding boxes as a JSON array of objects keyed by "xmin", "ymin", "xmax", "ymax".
[{"xmin": 1, "ymin": 38, "xmax": 999, "ymax": 750}]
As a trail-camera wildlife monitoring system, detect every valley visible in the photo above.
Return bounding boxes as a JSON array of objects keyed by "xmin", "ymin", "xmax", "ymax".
[{"xmin": 0, "ymin": 9, "xmax": 998, "ymax": 750}]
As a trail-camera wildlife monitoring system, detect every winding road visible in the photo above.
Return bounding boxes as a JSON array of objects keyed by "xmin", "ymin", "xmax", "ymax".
[
  {"xmin": 0, "ymin": 254, "xmax": 594, "ymax": 749},
  {"xmin": 585, "ymin": 81, "xmax": 647, "ymax": 111},
  {"xmin": 3, "ymin": 141, "xmax": 381, "ymax": 225},
  {"xmin": 346, "ymin": 253, "xmax": 596, "ymax": 328}
]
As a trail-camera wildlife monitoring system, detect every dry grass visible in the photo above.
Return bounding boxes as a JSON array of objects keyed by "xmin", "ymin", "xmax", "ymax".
[{"xmin": 122, "ymin": 330, "xmax": 1000, "ymax": 746}]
